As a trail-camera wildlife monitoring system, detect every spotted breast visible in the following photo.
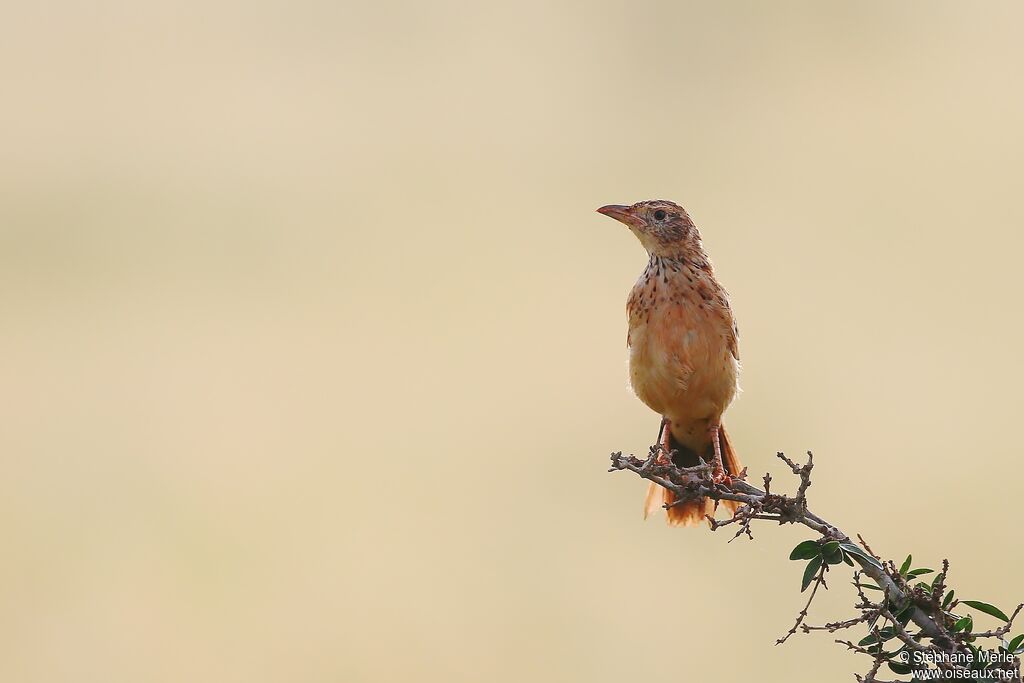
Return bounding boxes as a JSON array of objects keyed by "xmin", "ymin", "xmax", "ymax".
[{"xmin": 626, "ymin": 253, "xmax": 739, "ymax": 455}]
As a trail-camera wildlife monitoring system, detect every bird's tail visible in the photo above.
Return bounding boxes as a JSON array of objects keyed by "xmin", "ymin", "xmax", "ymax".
[{"xmin": 644, "ymin": 424, "xmax": 743, "ymax": 527}]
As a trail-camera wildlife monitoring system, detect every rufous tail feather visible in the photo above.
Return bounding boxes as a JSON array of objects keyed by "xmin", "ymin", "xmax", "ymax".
[{"xmin": 643, "ymin": 423, "xmax": 743, "ymax": 527}]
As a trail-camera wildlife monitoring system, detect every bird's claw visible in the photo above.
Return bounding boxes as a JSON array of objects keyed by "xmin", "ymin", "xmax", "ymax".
[{"xmin": 711, "ymin": 469, "xmax": 732, "ymax": 486}]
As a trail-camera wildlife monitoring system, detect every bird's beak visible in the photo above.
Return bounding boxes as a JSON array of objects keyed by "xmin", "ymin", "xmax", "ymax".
[{"xmin": 597, "ymin": 204, "xmax": 635, "ymax": 226}]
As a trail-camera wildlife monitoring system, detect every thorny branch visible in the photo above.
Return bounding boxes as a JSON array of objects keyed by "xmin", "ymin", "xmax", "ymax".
[{"xmin": 608, "ymin": 447, "xmax": 1023, "ymax": 682}]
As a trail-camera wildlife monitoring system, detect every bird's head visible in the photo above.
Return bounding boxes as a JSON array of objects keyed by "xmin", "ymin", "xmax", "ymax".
[{"xmin": 597, "ymin": 200, "xmax": 700, "ymax": 259}]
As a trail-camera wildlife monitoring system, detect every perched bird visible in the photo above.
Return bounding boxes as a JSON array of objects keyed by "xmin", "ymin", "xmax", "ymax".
[{"xmin": 598, "ymin": 200, "xmax": 743, "ymax": 526}]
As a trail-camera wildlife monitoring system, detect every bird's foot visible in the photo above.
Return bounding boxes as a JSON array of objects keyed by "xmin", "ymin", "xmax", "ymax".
[
  {"xmin": 710, "ymin": 466, "xmax": 732, "ymax": 486},
  {"xmin": 655, "ymin": 416, "xmax": 674, "ymax": 466},
  {"xmin": 707, "ymin": 423, "xmax": 731, "ymax": 485}
]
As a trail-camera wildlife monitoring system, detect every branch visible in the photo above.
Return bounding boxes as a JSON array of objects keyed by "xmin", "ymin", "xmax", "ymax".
[
  {"xmin": 609, "ymin": 449, "xmax": 947, "ymax": 642},
  {"xmin": 609, "ymin": 448, "xmax": 1022, "ymax": 680},
  {"xmin": 777, "ymin": 559, "xmax": 827, "ymax": 644}
]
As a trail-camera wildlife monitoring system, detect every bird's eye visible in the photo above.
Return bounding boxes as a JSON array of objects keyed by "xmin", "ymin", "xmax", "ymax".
[{"xmin": 653, "ymin": 210, "xmax": 667, "ymax": 221}]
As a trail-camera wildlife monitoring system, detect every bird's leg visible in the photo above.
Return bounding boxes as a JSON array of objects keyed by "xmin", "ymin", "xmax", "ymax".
[
  {"xmin": 656, "ymin": 416, "xmax": 673, "ymax": 466},
  {"xmin": 708, "ymin": 423, "xmax": 731, "ymax": 485}
]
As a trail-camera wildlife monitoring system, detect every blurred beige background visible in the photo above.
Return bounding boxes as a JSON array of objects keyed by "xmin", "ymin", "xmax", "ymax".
[{"xmin": 2, "ymin": 1, "xmax": 1022, "ymax": 681}]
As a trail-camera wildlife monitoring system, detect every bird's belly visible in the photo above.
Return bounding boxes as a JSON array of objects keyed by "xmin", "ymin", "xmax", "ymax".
[{"xmin": 628, "ymin": 317, "xmax": 738, "ymax": 425}]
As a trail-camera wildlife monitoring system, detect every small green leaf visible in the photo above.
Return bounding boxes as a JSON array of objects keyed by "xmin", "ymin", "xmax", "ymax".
[
  {"xmin": 857, "ymin": 582, "xmax": 883, "ymax": 591},
  {"xmin": 899, "ymin": 554, "xmax": 913, "ymax": 576},
  {"xmin": 883, "ymin": 645, "xmax": 906, "ymax": 662},
  {"xmin": 802, "ymin": 557, "xmax": 822, "ymax": 592},
  {"xmin": 943, "ymin": 590, "xmax": 956, "ymax": 609},
  {"xmin": 789, "ymin": 540, "xmax": 820, "ymax": 560},
  {"xmin": 838, "ymin": 542, "xmax": 885, "ymax": 572},
  {"xmin": 822, "ymin": 541, "xmax": 844, "ymax": 565},
  {"xmin": 888, "ymin": 661, "xmax": 913, "ymax": 675},
  {"xmin": 961, "ymin": 601, "xmax": 1010, "ymax": 622},
  {"xmin": 1008, "ymin": 634, "xmax": 1024, "ymax": 653},
  {"xmin": 953, "ymin": 616, "xmax": 974, "ymax": 633},
  {"xmin": 894, "ymin": 605, "xmax": 914, "ymax": 626},
  {"xmin": 906, "ymin": 568, "xmax": 933, "ymax": 577},
  {"xmin": 843, "ymin": 554, "xmax": 854, "ymax": 566},
  {"xmin": 860, "ymin": 627, "xmax": 897, "ymax": 646}
]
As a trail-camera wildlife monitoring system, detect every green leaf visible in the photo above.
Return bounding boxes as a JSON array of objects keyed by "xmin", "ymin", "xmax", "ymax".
[
  {"xmin": 943, "ymin": 590, "xmax": 955, "ymax": 609},
  {"xmin": 888, "ymin": 661, "xmax": 913, "ymax": 675},
  {"xmin": 953, "ymin": 616, "xmax": 974, "ymax": 633},
  {"xmin": 961, "ymin": 601, "xmax": 1010, "ymax": 622},
  {"xmin": 906, "ymin": 568, "xmax": 933, "ymax": 577},
  {"xmin": 838, "ymin": 542, "xmax": 885, "ymax": 571},
  {"xmin": 868, "ymin": 611, "xmax": 881, "ymax": 630},
  {"xmin": 857, "ymin": 582, "xmax": 883, "ymax": 591},
  {"xmin": 822, "ymin": 541, "xmax": 844, "ymax": 565},
  {"xmin": 1008, "ymin": 634, "xmax": 1024, "ymax": 653},
  {"xmin": 859, "ymin": 627, "xmax": 896, "ymax": 646},
  {"xmin": 899, "ymin": 554, "xmax": 912, "ymax": 577},
  {"xmin": 843, "ymin": 553, "xmax": 854, "ymax": 566},
  {"xmin": 802, "ymin": 557, "xmax": 822, "ymax": 592},
  {"xmin": 882, "ymin": 645, "xmax": 907, "ymax": 662},
  {"xmin": 789, "ymin": 540, "xmax": 821, "ymax": 560}
]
